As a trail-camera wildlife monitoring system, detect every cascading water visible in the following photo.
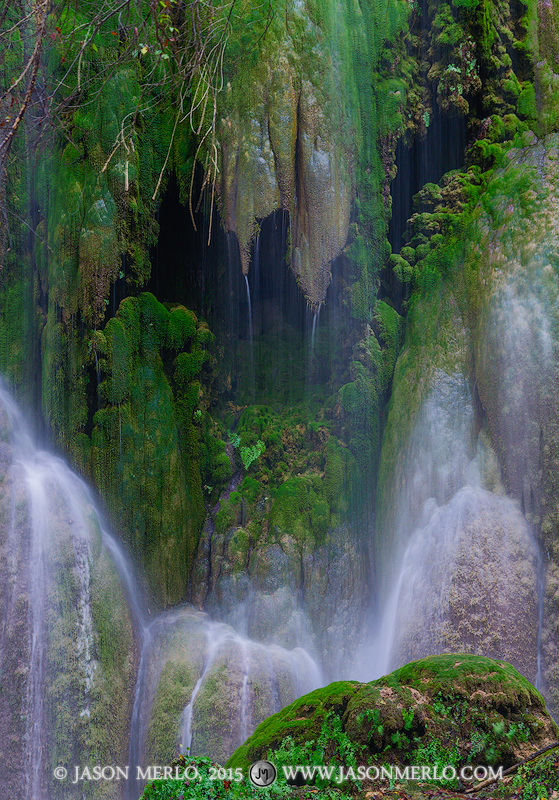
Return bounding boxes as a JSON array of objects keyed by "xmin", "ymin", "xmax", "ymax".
[
  {"xmin": 380, "ymin": 486, "xmax": 540, "ymax": 674},
  {"xmin": 362, "ymin": 220, "xmax": 556, "ymax": 690},
  {"xmin": 0, "ymin": 382, "xmax": 323, "ymax": 800},
  {"xmin": 125, "ymin": 608, "xmax": 322, "ymax": 800},
  {"xmin": 311, "ymin": 302, "xmax": 321, "ymax": 357},
  {"xmin": 0, "ymin": 381, "xmax": 137, "ymax": 800},
  {"xmin": 244, "ymin": 274, "xmax": 255, "ymax": 397}
]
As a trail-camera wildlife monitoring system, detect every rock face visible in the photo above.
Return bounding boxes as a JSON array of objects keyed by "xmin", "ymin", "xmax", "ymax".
[
  {"xmin": 227, "ymin": 654, "xmax": 559, "ymax": 778},
  {"xmin": 0, "ymin": 389, "xmax": 136, "ymax": 800},
  {"xmin": 388, "ymin": 487, "xmax": 539, "ymax": 676},
  {"xmin": 195, "ymin": 519, "xmax": 371, "ymax": 683},
  {"xmin": 214, "ymin": 0, "xmax": 368, "ymax": 305}
]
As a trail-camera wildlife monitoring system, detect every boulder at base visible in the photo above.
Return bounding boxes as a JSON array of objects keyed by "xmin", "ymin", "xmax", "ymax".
[{"xmin": 227, "ymin": 654, "xmax": 559, "ymax": 779}]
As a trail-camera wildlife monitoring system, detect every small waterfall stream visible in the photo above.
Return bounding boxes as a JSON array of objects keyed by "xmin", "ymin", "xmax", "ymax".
[
  {"xmin": 24, "ymin": 459, "xmax": 49, "ymax": 800},
  {"xmin": 126, "ymin": 610, "xmax": 322, "ymax": 799},
  {"xmin": 311, "ymin": 302, "xmax": 321, "ymax": 357}
]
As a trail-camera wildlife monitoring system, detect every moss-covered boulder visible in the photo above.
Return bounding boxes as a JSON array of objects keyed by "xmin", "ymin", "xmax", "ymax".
[
  {"xmin": 90, "ymin": 293, "xmax": 214, "ymax": 607},
  {"xmin": 227, "ymin": 654, "xmax": 559, "ymax": 781}
]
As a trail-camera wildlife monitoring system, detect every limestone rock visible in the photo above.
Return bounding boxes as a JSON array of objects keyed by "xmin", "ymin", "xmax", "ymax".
[{"xmin": 215, "ymin": 0, "xmax": 356, "ymax": 306}]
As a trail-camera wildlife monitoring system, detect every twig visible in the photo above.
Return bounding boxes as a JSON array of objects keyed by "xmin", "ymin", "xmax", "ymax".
[
  {"xmin": 152, "ymin": 108, "xmax": 180, "ymax": 200},
  {"xmin": 465, "ymin": 741, "xmax": 559, "ymax": 793}
]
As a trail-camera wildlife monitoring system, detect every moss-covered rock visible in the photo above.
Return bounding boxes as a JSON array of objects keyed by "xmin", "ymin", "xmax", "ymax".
[
  {"xmin": 191, "ymin": 400, "xmax": 371, "ymax": 674},
  {"xmin": 88, "ymin": 293, "xmax": 215, "ymax": 606},
  {"xmin": 227, "ymin": 654, "xmax": 558, "ymax": 781}
]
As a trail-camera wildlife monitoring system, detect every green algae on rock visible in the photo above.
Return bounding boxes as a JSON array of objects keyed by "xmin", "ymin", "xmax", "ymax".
[{"xmin": 90, "ymin": 293, "xmax": 215, "ymax": 607}]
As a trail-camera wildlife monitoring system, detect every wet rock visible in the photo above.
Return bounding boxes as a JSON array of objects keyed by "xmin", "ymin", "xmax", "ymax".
[
  {"xmin": 389, "ymin": 487, "xmax": 539, "ymax": 680},
  {"xmin": 0, "ymin": 389, "xmax": 136, "ymax": 800},
  {"xmin": 216, "ymin": 0, "xmax": 355, "ymax": 306}
]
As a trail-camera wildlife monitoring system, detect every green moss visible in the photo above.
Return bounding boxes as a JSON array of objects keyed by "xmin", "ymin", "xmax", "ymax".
[
  {"xmin": 190, "ymin": 662, "xmax": 232, "ymax": 760},
  {"xmin": 374, "ymin": 301, "xmax": 405, "ymax": 390},
  {"xmin": 216, "ymin": 492, "xmax": 243, "ymax": 536},
  {"xmin": 240, "ymin": 476, "xmax": 261, "ymax": 504},
  {"xmin": 88, "ymin": 293, "xmax": 213, "ymax": 606},
  {"xmin": 270, "ymin": 475, "xmax": 330, "ymax": 545},
  {"xmin": 211, "ymin": 446, "xmax": 233, "ymax": 486},
  {"xmin": 394, "ymin": 653, "xmax": 541, "ymax": 700},
  {"xmin": 167, "ymin": 306, "xmax": 197, "ymax": 350},
  {"xmin": 324, "ymin": 438, "xmax": 357, "ymax": 519},
  {"xmin": 517, "ymin": 83, "xmax": 537, "ymax": 120},
  {"xmin": 145, "ymin": 662, "xmax": 196, "ymax": 763}
]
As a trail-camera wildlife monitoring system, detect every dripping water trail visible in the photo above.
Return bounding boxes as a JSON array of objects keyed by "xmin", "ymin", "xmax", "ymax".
[
  {"xmin": 253, "ymin": 233, "xmax": 261, "ymax": 318},
  {"xmin": 0, "ymin": 381, "xmax": 147, "ymax": 800},
  {"xmin": 125, "ymin": 625, "xmax": 153, "ymax": 800},
  {"xmin": 180, "ymin": 624, "xmax": 230, "ymax": 755},
  {"xmin": 311, "ymin": 303, "xmax": 321, "ymax": 359},
  {"xmin": 180, "ymin": 672, "xmax": 204, "ymax": 756},
  {"xmin": 239, "ymin": 641, "xmax": 251, "ymax": 746},
  {"xmin": 24, "ymin": 464, "xmax": 48, "ymax": 800},
  {"xmin": 305, "ymin": 303, "xmax": 321, "ymax": 401},
  {"xmin": 100, "ymin": 521, "xmax": 150, "ymax": 800},
  {"xmin": 244, "ymin": 274, "xmax": 255, "ymax": 400},
  {"xmin": 536, "ymin": 548, "xmax": 546, "ymax": 692}
]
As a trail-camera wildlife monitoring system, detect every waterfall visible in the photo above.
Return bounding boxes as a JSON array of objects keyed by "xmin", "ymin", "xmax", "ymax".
[
  {"xmin": 0, "ymin": 383, "xmax": 325, "ymax": 800},
  {"xmin": 362, "ymin": 368, "xmax": 545, "ymax": 686},
  {"xmin": 0, "ymin": 381, "xmax": 138, "ymax": 800},
  {"xmin": 127, "ymin": 610, "xmax": 322, "ymax": 799},
  {"xmin": 310, "ymin": 302, "xmax": 321, "ymax": 362},
  {"xmin": 24, "ymin": 458, "xmax": 49, "ymax": 800}
]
